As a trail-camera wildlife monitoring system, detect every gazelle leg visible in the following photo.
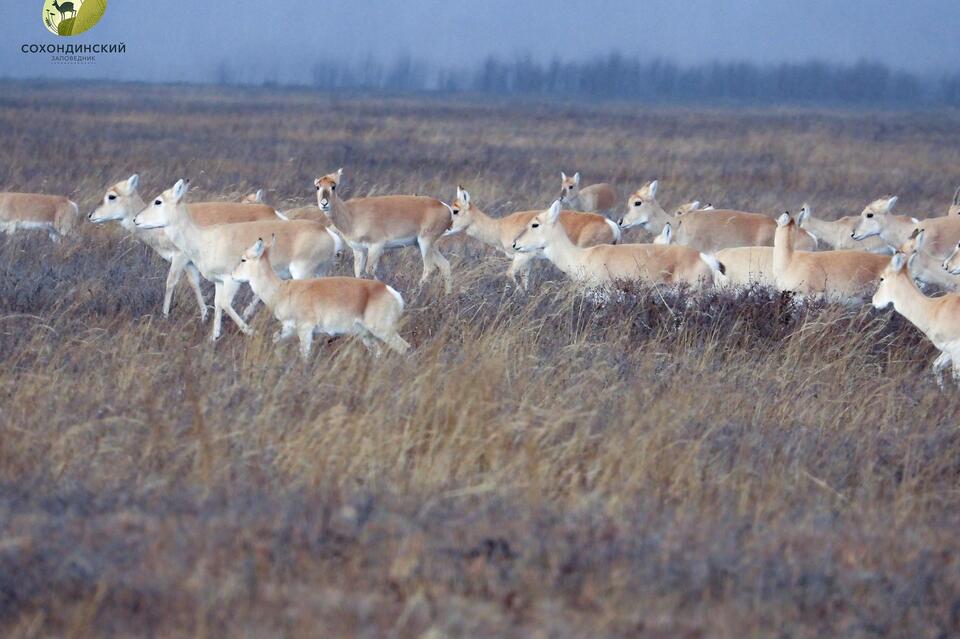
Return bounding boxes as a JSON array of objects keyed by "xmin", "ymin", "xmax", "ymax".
[
  {"xmin": 274, "ymin": 320, "xmax": 296, "ymax": 343},
  {"xmin": 365, "ymin": 242, "xmax": 385, "ymax": 278},
  {"xmin": 163, "ymin": 253, "xmax": 190, "ymax": 318},
  {"xmin": 184, "ymin": 262, "xmax": 207, "ymax": 322},
  {"xmin": 297, "ymin": 324, "xmax": 314, "ymax": 359},
  {"xmin": 220, "ymin": 279, "xmax": 253, "ymax": 336},
  {"xmin": 241, "ymin": 295, "xmax": 261, "ymax": 321},
  {"xmin": 431, "ymin": 246, "xmax": 452, "ymax": 294},
  {"xmin": 507, "ymin": 253, "xmax": 534, "ymax": 291},
  {"xmin": 352, "ymin": 245, "xmax": 367, "ymax": 278},
  {"xmin": 212, "ymin": 282, "xmax": 225, "ymax": 342},
  {"xmin": 932, "ymin": 351, "xmax": 952, "ymax": 390}
]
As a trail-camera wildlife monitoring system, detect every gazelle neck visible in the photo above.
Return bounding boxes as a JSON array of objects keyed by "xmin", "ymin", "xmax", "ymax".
[
  {"xmin": 542, "ymin": 225, "xmax": 589, "ymax": 278},
  {"xmin": 327, "ymin": 193, "xmax": 356, "ymax": 235},
  {"xmin": 800, "ymin": 215, "xmax": 841, "ymax": 246},
  {"xmin": 122, "ymin": 191, "xmax": 147, "ymax": 233},
  {"xmin": 773, "ymin": 224, "xmax": 795, "ymax": 275},
  {"xmin": 889, "ymin": 271, "xmax": 936, "ymax": 336},
  {"xmin": 165, "ymin": 203, "xmax": 206, "ymax": 261},
  {"xmin": 881, "ymin": 215, "xmax": 917, "ymax": 247},
  {"xmin": 248, "ymin": 255, "xmax": 285, "ymax": 309},
  {"xmin": 465, "ymin": 207, "xmax": 502, "ymax": 248}
]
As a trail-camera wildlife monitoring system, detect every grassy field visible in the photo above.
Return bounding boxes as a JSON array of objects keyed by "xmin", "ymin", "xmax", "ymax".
[{"xmin": 2, "ymin": 82, "xmax": 960, "ymax": 637}]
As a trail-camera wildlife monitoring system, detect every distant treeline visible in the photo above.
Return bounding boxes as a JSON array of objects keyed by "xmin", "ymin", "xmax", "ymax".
[{"xmin": 217, "ymin": 54, "xmax": 960, "ymax": 106}]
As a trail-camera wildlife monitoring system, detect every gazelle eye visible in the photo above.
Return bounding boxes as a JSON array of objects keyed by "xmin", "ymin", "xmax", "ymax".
[
  {"xmin": 154, "ymin": 199, "xmax": 162, "ymax": 206},
  {"xmin": 532, "ymin": 223, "xmax": 540, "ymax": 228},
  {"xmin": 452, "ymin": 209, "xmax": 460, "ymax": 215},
  {"xmin": 866, "ymin": 213, "xmax": 874, "ymax": 218},
  {"xmin": 330, "ymin": 185, "xmax": 336, "ymax": 191},
  {"xmin": 879, "ymin": 277, "xmax": 884, "ymax": 281},
  {"xmin": 634, "ymin": 201, "xmax": 642, "ymax": 206},
  {"xmin": 107, "ymin": 194, "xmax": 117, "ymax": 201}
]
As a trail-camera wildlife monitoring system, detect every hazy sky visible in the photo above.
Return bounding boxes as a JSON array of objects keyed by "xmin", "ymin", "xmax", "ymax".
[{"xmin": 2, "ymin": 0, "xmax": 959, "ymax": 84}]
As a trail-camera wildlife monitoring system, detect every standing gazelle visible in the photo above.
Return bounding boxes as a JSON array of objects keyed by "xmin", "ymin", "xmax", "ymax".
[
  {"xmin": 90, "ymin": 175, "xmax": 285, "ymax": 320},
  {"xmin": 0, "ymin": 192, "xmax": 78, "ymax": 242},
  {"xmin": 797, "ymin": 204, "xmax": 891, "ymax": 253},
  {"xmin": 774, "ymin": 212, "xmax": 888, "ymax": 303},
  {"xmin": 512, "ymin": 201, "xmax": 724, "ymax": 288},
  {"xmin": 133, "ymin": 180, "xmax": 340, "ymax": 341},
  {"xmin": 873, "ymin": 252, "xmax": 960, "ymax": 388},
  {"xmin": 559, "ymin": 172, "xmax": 618, "ymax": 215},
  {"xmin": 315, "ymin": 169, "xmax": 453, "ymax": 292},
  {"xmin": 232, "ymin": 237, "xmax": 409, "ymax": 359},
  {"xmin": 449, "ymin": 186, "xmax": 620, "ymax": 289}
]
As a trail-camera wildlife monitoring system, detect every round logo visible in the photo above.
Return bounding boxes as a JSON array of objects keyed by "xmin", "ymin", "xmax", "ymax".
[{"xmin": 42, "ymin": 0, "xmax": 107, "ymax": 37}]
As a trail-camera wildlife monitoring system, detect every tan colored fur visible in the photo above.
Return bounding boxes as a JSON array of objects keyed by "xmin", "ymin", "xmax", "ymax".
[
  {"xmin": 774, "ymin": 212, "xmax": 888, "ymax": 303},
  {"xmin": 0, "ymin": 192, "xmax": 78, "ymax": 241},
  {"xmin": 560, "ymin": 172, "xmax": 618, "ymax": 213},
  {"xmin": 449, "ymin": 187, "xmax": 619, "ymax": 288},
  {"xmin": 232, "ymin": 238, "xmax": 409, "ymax": 359},
  {"xmin": 797, "ymin": 204, "xmax": 891, "ymax": 253},
  {"xmin": 852, "ymin": 195, "xmax": 960, "ymax": 258},
  {"xmin": 316, "ymin": 169, "xmax": 452, "ymax": 292}
]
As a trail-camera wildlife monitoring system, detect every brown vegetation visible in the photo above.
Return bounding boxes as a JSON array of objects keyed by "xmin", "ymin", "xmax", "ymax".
[{"xmin": 2, "ymin": 82, "xmax": 960, "ymax": 637}]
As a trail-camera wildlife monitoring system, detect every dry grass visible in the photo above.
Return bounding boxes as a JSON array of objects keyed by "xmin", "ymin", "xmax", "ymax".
[{"xmin": 2, "ymin": 82, "xmax": 960, "ymax": 637}]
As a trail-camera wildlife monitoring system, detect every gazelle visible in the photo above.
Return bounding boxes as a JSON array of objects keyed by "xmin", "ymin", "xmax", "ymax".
[
  {"xmin": 873, "ymin": 252, "xmax": 960, "ymax": 388},
  {"xmin": 774, "ymin": 212, "xmax": 888, "ymax": 303},
  {"xmin": 559, "ymin": 172, "xmax": 618, "ymax": 214},
  {"xmin": 0, "ymin": 192, "xmax": 78, "ymax": 242},
  {"xmin": 797, "ymin": 203, "xmax": 891, "ymax": 253},
  {"xmin": 315, "ymin": 169, "xmax": 453, "ymax": 293},
  {"xmin": 619, "ymin": 180, "xmax": 816, "ymax": 252},
  {"xmin": 897, "ymin": 229, "xmax": 960, "ymax": 292},
  {"xmin": 133, "ymin": 180, "xmax": 340, "ymax": 341},
  {"xmin": 654, "ymin": 223, "xmax": 776, "ymax": 288},
  {"xmin": 232, "ymin": 237, "xmax": 409, "ymax": 359},
  {"xmin": 852, "ymin": 195, "xmax": 960, "ymax": 258},
  {"xmin": 450, "ymin": 186, "xmax": 620, "ymax": 289},
  {"xmin": 90, "ymin": 175, "xmax": 286, "ymax": 320},
  {"xmin": 511, "ymin": 200, "xmax": 723, "ymax": 288}
]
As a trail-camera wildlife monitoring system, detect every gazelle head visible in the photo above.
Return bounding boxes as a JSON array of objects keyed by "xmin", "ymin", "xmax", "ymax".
[
  {"xmin": 232, "ymin": 235, "xmax": 275, "ymax": 283},
  {"xmin": 89, "ymin": 174, "xmax": 141, "ymax": 223},
  {"xmin": 512, "ymin": 200, "xmax": 562, "ymax": 254},
  {"xmin": 242, "ymin": 189, "xmax": 265, "ymax": 204},
  {"xmin": 559, "ymin": 171, "xmax": 581, "ymax": 203},
  {"xmin": 619, "ymin": 180, "xmax": 665, "ymax": 231},
  {"xmin": 315, "ymin": 168, "xmax": 343, "ymax": 214},
  {"xmin": 851, "ymin": 195, "xmax": 898, "ymax": 241},
  {"xmin": 872, "ymin": 251, "xmax": 912, "ymax": 310},
  {"xmin": 134, "ymin": 179, "xmax": 188, "ymax": 230},
  {"xmin": 949, "ymin": 186, "xmax": 960, "ymax": 217},
  {"xmin": 943, "ymin": 240, "xmax": 960, "ymax": 275},
  {"xmin": 449, "ymin": 186, "xmax": 478, "ymax": 234},
  {"xmin": 673, "ymin": 201, "xmax": 701, "ymax": 216}
]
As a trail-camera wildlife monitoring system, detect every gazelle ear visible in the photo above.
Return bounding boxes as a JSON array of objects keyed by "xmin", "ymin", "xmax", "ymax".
[
  {"xmin": 914, "ymin": 228, "xmax": 926, "ymax": 250},
  {"xmin": 269, "ymin": 233, "xmax": 277, "ymax": 248},
  {"xmin": 798, "ymin": 203, "xmax": 811, "ymax": 223},
  {"xmin": 648, "ymin": 179, "xmax": 659, "ymax": 198},
  {"xmin": 560, "ymin": 171, "xmax": 567, "ymax": 181},
  {"xmin": 891, "ymin": 251, "xmax": 906, "ymax": 272},
  {"xmin": 885, "ymin": 196, "xmax": 898, "ymax": 212},
  {"xmin": 314, "ymin": 177, "xmax": 322, "ymax": 188},
  {"xmin": 546, "ymin": 200, "xmax": 562, "ymax": 223},
  {"xmin": 690, "ymin": 201, "xmax": 700, "ymax": 210},
  {"xmin": 126, "ymin": 174, "xmax": 140, "ymax": 192},
  {"xmin": 255, "ymin": 189, "xmax": 264, "ymax": 203},
  {"xmin": 776, "ymin": 211, "xmax": 791, "ymax": 227},
  {"xmin": 573, "ymin": 172, "xmax": 581, "ymax": 185},
  {"xmin": 172, "ymin": 179, "xmax": 188, "ymax": 202},
  {"xmin": 335, "ymin": 168, "xmax": 343, "ymax": 183},
  {"xmin": 251, "ymin": 238, "xmax": 265, "ymax": 258},
  {"xmin": 657, "ymin": 223, "xmax": 673, "ymax": 244},
  {"xmin": 459, "ymin": 187, "xmax": 470, "ymax": 205},
  {"xmin": 953, "ymin": 185, "xmax": 960, "ymax": 206}
]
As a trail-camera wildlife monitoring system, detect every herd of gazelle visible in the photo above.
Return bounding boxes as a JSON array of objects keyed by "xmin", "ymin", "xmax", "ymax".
[{"xmin": 3, "ymin": 174, "xmax": 960, "ymax": 384}]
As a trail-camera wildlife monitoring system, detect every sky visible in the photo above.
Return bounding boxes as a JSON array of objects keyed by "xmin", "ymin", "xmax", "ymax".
[{"xmin": 2, "ymin": 0, "xmax": 959, "ymax": 84}]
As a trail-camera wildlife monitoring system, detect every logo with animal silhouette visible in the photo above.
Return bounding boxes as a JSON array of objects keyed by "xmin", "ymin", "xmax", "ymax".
[{"xmin": 42, "ymin": 0, "xmax": 107, "ymax": 37}]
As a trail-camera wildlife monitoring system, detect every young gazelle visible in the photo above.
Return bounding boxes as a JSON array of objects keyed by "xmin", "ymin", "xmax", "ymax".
[
  {"xmin": 315, "ymin": 169, "xmax": 453, "ymax": 293},
  {"xmin": 654, "ymin": 223, "xmax": 776, "ymax": 288},
  {"xmin": 449, "ymin": 187, "xmax": 620, "ymax": 289},
  {"xmin": 559, "ymin": 172, "xmax": 618, "ymax": 215},
  {"xmin": 774, "ymin": 212, "xmax": 889, "ymax": 303},
  {"xmin": 511, "ymin": 200, "xmax": 723, "ymax": 288},
  {"xmin": 89, "ymin": 175, "xmax": 285, "ymax": 320},
  {"xmin": 852, "ymin": 196, "xmax": 960, "ymax": 257},
  {"xmin": 232, "ymin": 237, "xmax": 409, "ymax": 359},
  {"xmin": 873, "ymin": 252, "xmax": 960, "ymax": 388},
  {"xmin": 133, "ymin": 180, "xmax": 340, "ymax": 341},
  {"xmin": 0, "ymin": 192, "xmax": 78, "ymax": 241},
  {"xmin": 797, "ymin": 204, "xmax": 891, "ymax": 253},
  {"xmin": 619, "ymin": 180, "xmax": 816, "ymax": 252}
]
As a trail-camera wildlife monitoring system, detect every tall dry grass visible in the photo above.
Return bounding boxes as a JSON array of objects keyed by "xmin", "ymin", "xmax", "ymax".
[{"xmin": 1, "ymin": 82, "xmax": 960, "ymax": 637}]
